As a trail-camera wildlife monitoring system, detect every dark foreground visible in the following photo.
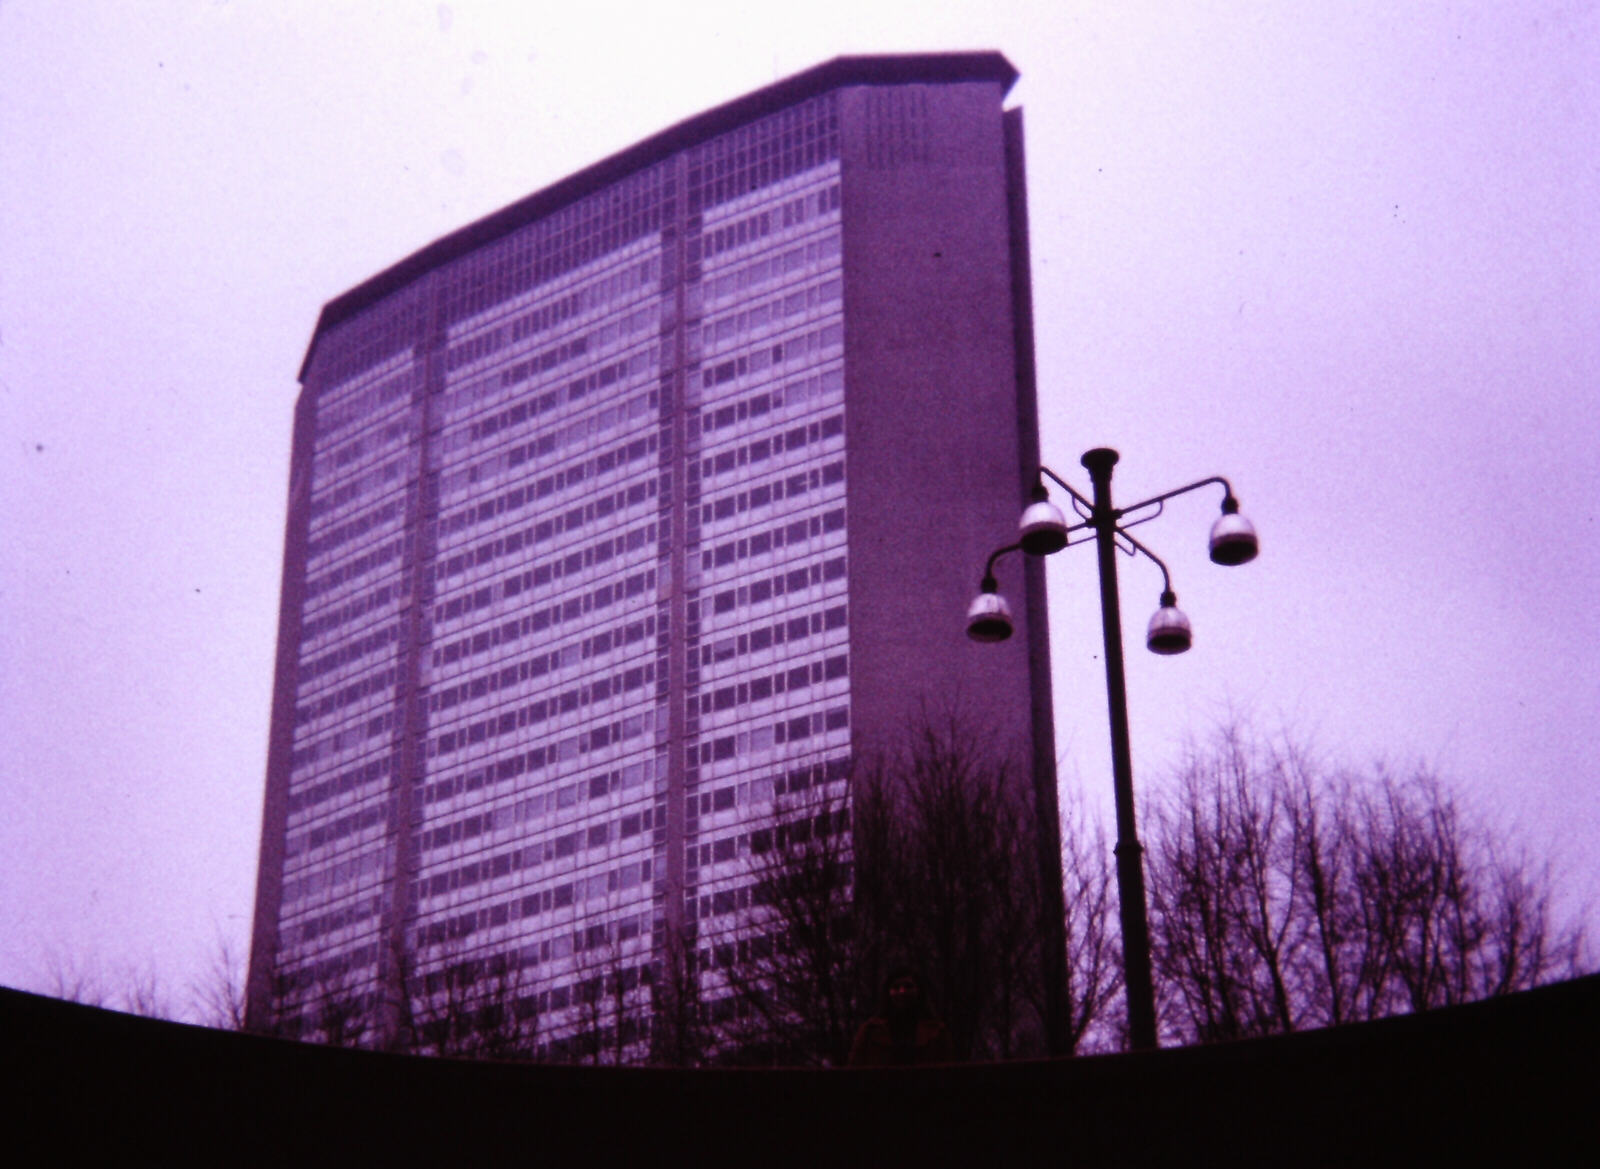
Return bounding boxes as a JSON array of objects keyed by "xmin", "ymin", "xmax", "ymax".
[{"xmin": 7, "ymin": 975, "xmax": 1595, "ymax": 1164}]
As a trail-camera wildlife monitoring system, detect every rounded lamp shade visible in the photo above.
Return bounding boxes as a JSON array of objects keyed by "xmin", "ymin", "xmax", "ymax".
[
  {"xmin": 1146, "ymin": 601, "xmax": 1192, "ymax": 655},
  {"xmin": 1208, "ymin": 511, "xmax": 1259, "ymax": 566},
  {"xmin": 966, "ymin": 590, "xmax": 1014, "ymax": 643},
  {"xmin": 1019, "ymin": 498, "xmax": 1070, "ymax": 556}
]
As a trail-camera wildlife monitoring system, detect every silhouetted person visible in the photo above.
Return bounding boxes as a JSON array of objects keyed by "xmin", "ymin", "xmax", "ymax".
[{"xmin": 848, "ymin": 969, "xmax": 954, "ymax": 1066}]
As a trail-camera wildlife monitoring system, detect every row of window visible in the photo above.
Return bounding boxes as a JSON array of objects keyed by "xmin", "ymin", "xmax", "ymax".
[
  {"xmin": 297, "ymin": 555, "xmax": 840, "ymax": 762},
  {"xmin": 288, "ymin": 716, "xmax": 656, "ymax": 889},
  {"xmin": 428, "ymin": 618, "xmax": 657, "ymax": 716},
  {"xmin": 695, "ymin": 181, "xmax": 841, "ymax": 267},
  {"xmin": 433, "ymin": 528, "xmax": 655, "ymax": 631},
  {"xmin": 290, "ymin": 709, "xmax": 394, "ymax": 775},
  {"xmin": 695, "ymin": 597, "xmax": 847, "ymax": 671},
  {"xmin": 314, "ymin": 366, "xmax": 415, "ymax": 442},
  {"xmin": 413, "ymin": 890, "xmax": 653, "ymax": 969},
  {"xmin": 433, "ymin": 485, "xmax": 842, "ymax": 650},
  {"xmin": 298, "ymin": 580, "xmax": 402, "ymax": 648},
  {"xmin": 427, "ymin": 710, "xmax": 659, "ymax": 781},
  {"xmin": 691, "ymin": 803, "xmax": 848, "ymax": 876},
  {"xmin": 313, "ymin": 413, "xmax": 416, "ymax": 486},
  {"xmin": 432, "ymin": 366, "xmax": 656, "ymax": 486},
  {"xmin": 681, "ymin": 758, "xmax": 848, "ymax": 847},
  {"xmin": 698, "ymin": 411, "xmax": 842, "ymax": 483},
  {"xmin": 700, "ymin": 378, "xmax": 842, "ymax": 453},
  {"xmin": 702, "ymin": 276, "xmax": 841, "ymax": 354},
  {"xmin": 287, "ymin": 753, "xmax": 391, "ymax": 817},
  {"xmin": 696, "ymin": 653, "xmax": 847, "ymax": 717},
  {"xmin": 306, "ymin": 497, "xmax": 405, "ymax": 568},
  {"xmin": 432, "ymin": 381, "xmax": 662, "ymax": 509},
  {"xmin": 433, "ymin": 450, "xmax": 656, "ymax": 553},
  {"xmin": 282, "ymin": 843, "xmax": 387, "ymax": 906},
  {"xmin": 509, "ymin": 255, "xmax": 658, "ymax": 345},
  {"xmin": 430, "ymin": 681, "xmax": 661, "ymax": 760},
  {"xmin": 421, "ymin": 749, "xmax": 668, "ymax": 811},
  {"xmin": 429, "ymin": 567, "xmax": 657, "ymax": 673},
  {"xmin": 446, "ymin": 256, "xmax": 658, "ymax": 375},
  {"xmin": 283, "ymin": 763, "xmax": 841, "ymax": 994},
  {"xmin": 437, "ymin": 322, "xmax": 645, "ymax": 427},
  {"xmin": 692, "ymin": 203, "xmax": 776, "ymax": 265},
  {"xmin": 299, "ymin": 621, "xmax": 398, "ymax": 688},
  {"xmin": 699, "ymin": 500, "xmax": 844, "ymax": 575},
  {"xmin": 699, "ymin": 465, "xmax": 831, "ymax": 533},
  {"xmin": 308, "ymin": 449, "xmax": 412, "ymax": 526},
  {"xmin": 685, "ymin": 318, "xmax": 843, "ymax": 389},
  {"xmin": 431, "ymin": 671, "xmax": 660, "ymax": 758},
  {"xmin": 302, "ymin": 536, "xmax": 403, "ymax": 604},
  {"xmin": 432, "ymin": 498, "xmax": 657, "ymax": 619},
  {"xmin": 299, "ymin": 456, "xmax": 665, "ymax": 664},
  {"xmin": 434, "ymin": 369, "xmax": 648, "ymax": 464},
  {"xmin": 687, "ymin": 98, "xmax": 837, "ymax": 213},
  {"xmin": 284, "ymin": 892, "xmax": 382, "ymax": 948},
  {"xmin": 695, "ymin": 369, "xmax": 842, "ymax": 436},
  {"xmin": 418, "ymin": 842, "xmax": 654, "ymax": 908},
  {"xmin": 274, "ymin": 943, "xmax": 380, "ymax": 995},
  {"xmin": 421, "ymin": 787, "xmax": 662, "ymax": 859},
  {"xmin": 692, "ymin": 706, "xmax": 849, "ymax": 766},
  {"xmin": 285, "ymin": 797, "xmax": 390, "ymax": 860},
  {"xmin": 294, "ymin": 665, "xmax": 395, "ymax": 728},
  {"xmin": 444, "ymin": 320, "xmax": 584, "ymax": 381},
  {"xmin": 701, "ymin": 229, "xmax": 840, "ymax": 310}
]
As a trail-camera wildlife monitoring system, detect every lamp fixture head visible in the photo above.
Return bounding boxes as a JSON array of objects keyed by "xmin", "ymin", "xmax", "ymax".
[
  {"xmin": 1019, "ymin": 483, "xmax": 1069, "ymax": 556},
  {"xmin": 1146, "ymin": 590, "xmax": 1192, "ymax": 655},
  {"xmin": 966, "ymin": 579, "xmax": 1015, "ymax": 643},
  {"xmin": 1208, "ymin": 497, "xmax": 1259, "ymax": 566}
]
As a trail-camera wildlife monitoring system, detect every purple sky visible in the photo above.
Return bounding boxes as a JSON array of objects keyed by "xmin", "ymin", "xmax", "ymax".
[{"xmin": 3, "ymin": 2, "xmax": 1596, "ymax": 1010}]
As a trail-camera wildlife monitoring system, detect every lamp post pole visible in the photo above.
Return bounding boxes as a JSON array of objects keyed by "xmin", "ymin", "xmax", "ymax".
[
  {"xmin": 967, "ymin": 445, "xmax": 1258, "ymax": 1053},
  {"xmin": 1081, "ymin": 447, "xmax": 1158, "ymax": 1052}
]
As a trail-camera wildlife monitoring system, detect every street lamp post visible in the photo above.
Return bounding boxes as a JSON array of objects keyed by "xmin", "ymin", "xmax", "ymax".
[{"xmin": 968, "ymin": 447, "xmax": 1258, "ymax": 1051}]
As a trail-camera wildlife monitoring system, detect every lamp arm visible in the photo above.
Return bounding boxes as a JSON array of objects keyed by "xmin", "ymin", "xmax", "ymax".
[
  {"xmin": 1036, "ymin": 465, "xmax": 1095, "ymax": 512},
  {"xmin": 1115, "ymin": 527, "xmax": 1175, "ymax": 597},
  {"xmin": 1118, "ymin": 474, "xmax": 1238, "ymax": 518},
  {"xmin": 981, "ymin": 542, "xmax": 1024, "ymax": 589}
]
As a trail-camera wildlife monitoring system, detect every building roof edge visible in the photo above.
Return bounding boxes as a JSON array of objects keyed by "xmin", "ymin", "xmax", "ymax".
[{"xmin": 297, "ymin": 51, "xmax": 1018, "ymax": 382}]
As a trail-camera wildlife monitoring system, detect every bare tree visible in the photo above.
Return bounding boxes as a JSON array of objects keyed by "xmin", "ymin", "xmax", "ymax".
[
  {"xmin": 251, "ymin": 949, "xmax": 375, "ymax": 1046},
  {"xmin": 716, "ymin": 791, "xmax": 866, "ymax": 1066},
  {"xmin": 46, "ymin": 952, "xmax": 178, "ymax": 1020},
  {"xmin": 192, "ymin": 932, "xmax": 249, "ymax": 1031},
  {"xmin": 1146, "ymin": 725, "xmax": 1589, "ymax": 1045},
  {"xmin": 46, "ymin": 952, "xmax": 108, "ymax": 1009},
  {"xmin": 473, "ymin": 951, "xmax": 545, "ymax": 1062},
  {"xmin": 566, "ymin": 915, "xmax": 649, "ymax": 1065},
  {"xmin": 714, "ymin": 712, "xmax": 1116, "ymax": 1064},
  {"xmin": 1145, "ymin": 730, "xmax": 1305, "ymax": 1042},
  {"xmin": 400, "ymin": 942, "xmax": 542, "ymax": 1060},
  {"xmin": 648, "ymin": 920, "xmax": 708, "ymax": 1067},
  {"xmin": 117, "ymin": 964, "xmax": 175, "ymax": 1019},
  {"xmin": 1058, "ymin": 791, "xmax": 1123, "ymax": 1052},
  {"xmin": 306, "ymin": 958, "xmax": 373, "ymax": 1048},
  {"xmin": 857, "ymin": 715, "xmax": 1056, "ymax": 1061}
]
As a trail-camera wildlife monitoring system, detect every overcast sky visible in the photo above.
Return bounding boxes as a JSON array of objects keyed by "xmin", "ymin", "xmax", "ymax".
[{"xmin": 3, "ymin": 1, "xmax": 1596, "ymax": 1009}]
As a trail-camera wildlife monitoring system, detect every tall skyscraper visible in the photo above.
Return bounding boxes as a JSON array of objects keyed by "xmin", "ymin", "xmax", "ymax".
[{"xmin": 247, "ymin": 52, "xmax": 1058, "ymax": 1056}]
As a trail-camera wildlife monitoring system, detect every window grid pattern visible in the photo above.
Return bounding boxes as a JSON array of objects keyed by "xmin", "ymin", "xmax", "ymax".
[
  {"xmin": 677, "ymin": 162, "xmax": 849, "ymax": 1022},
  {"xmin": 272, "ymin": 105, "xmax": 850, "ymax": 1056}
]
